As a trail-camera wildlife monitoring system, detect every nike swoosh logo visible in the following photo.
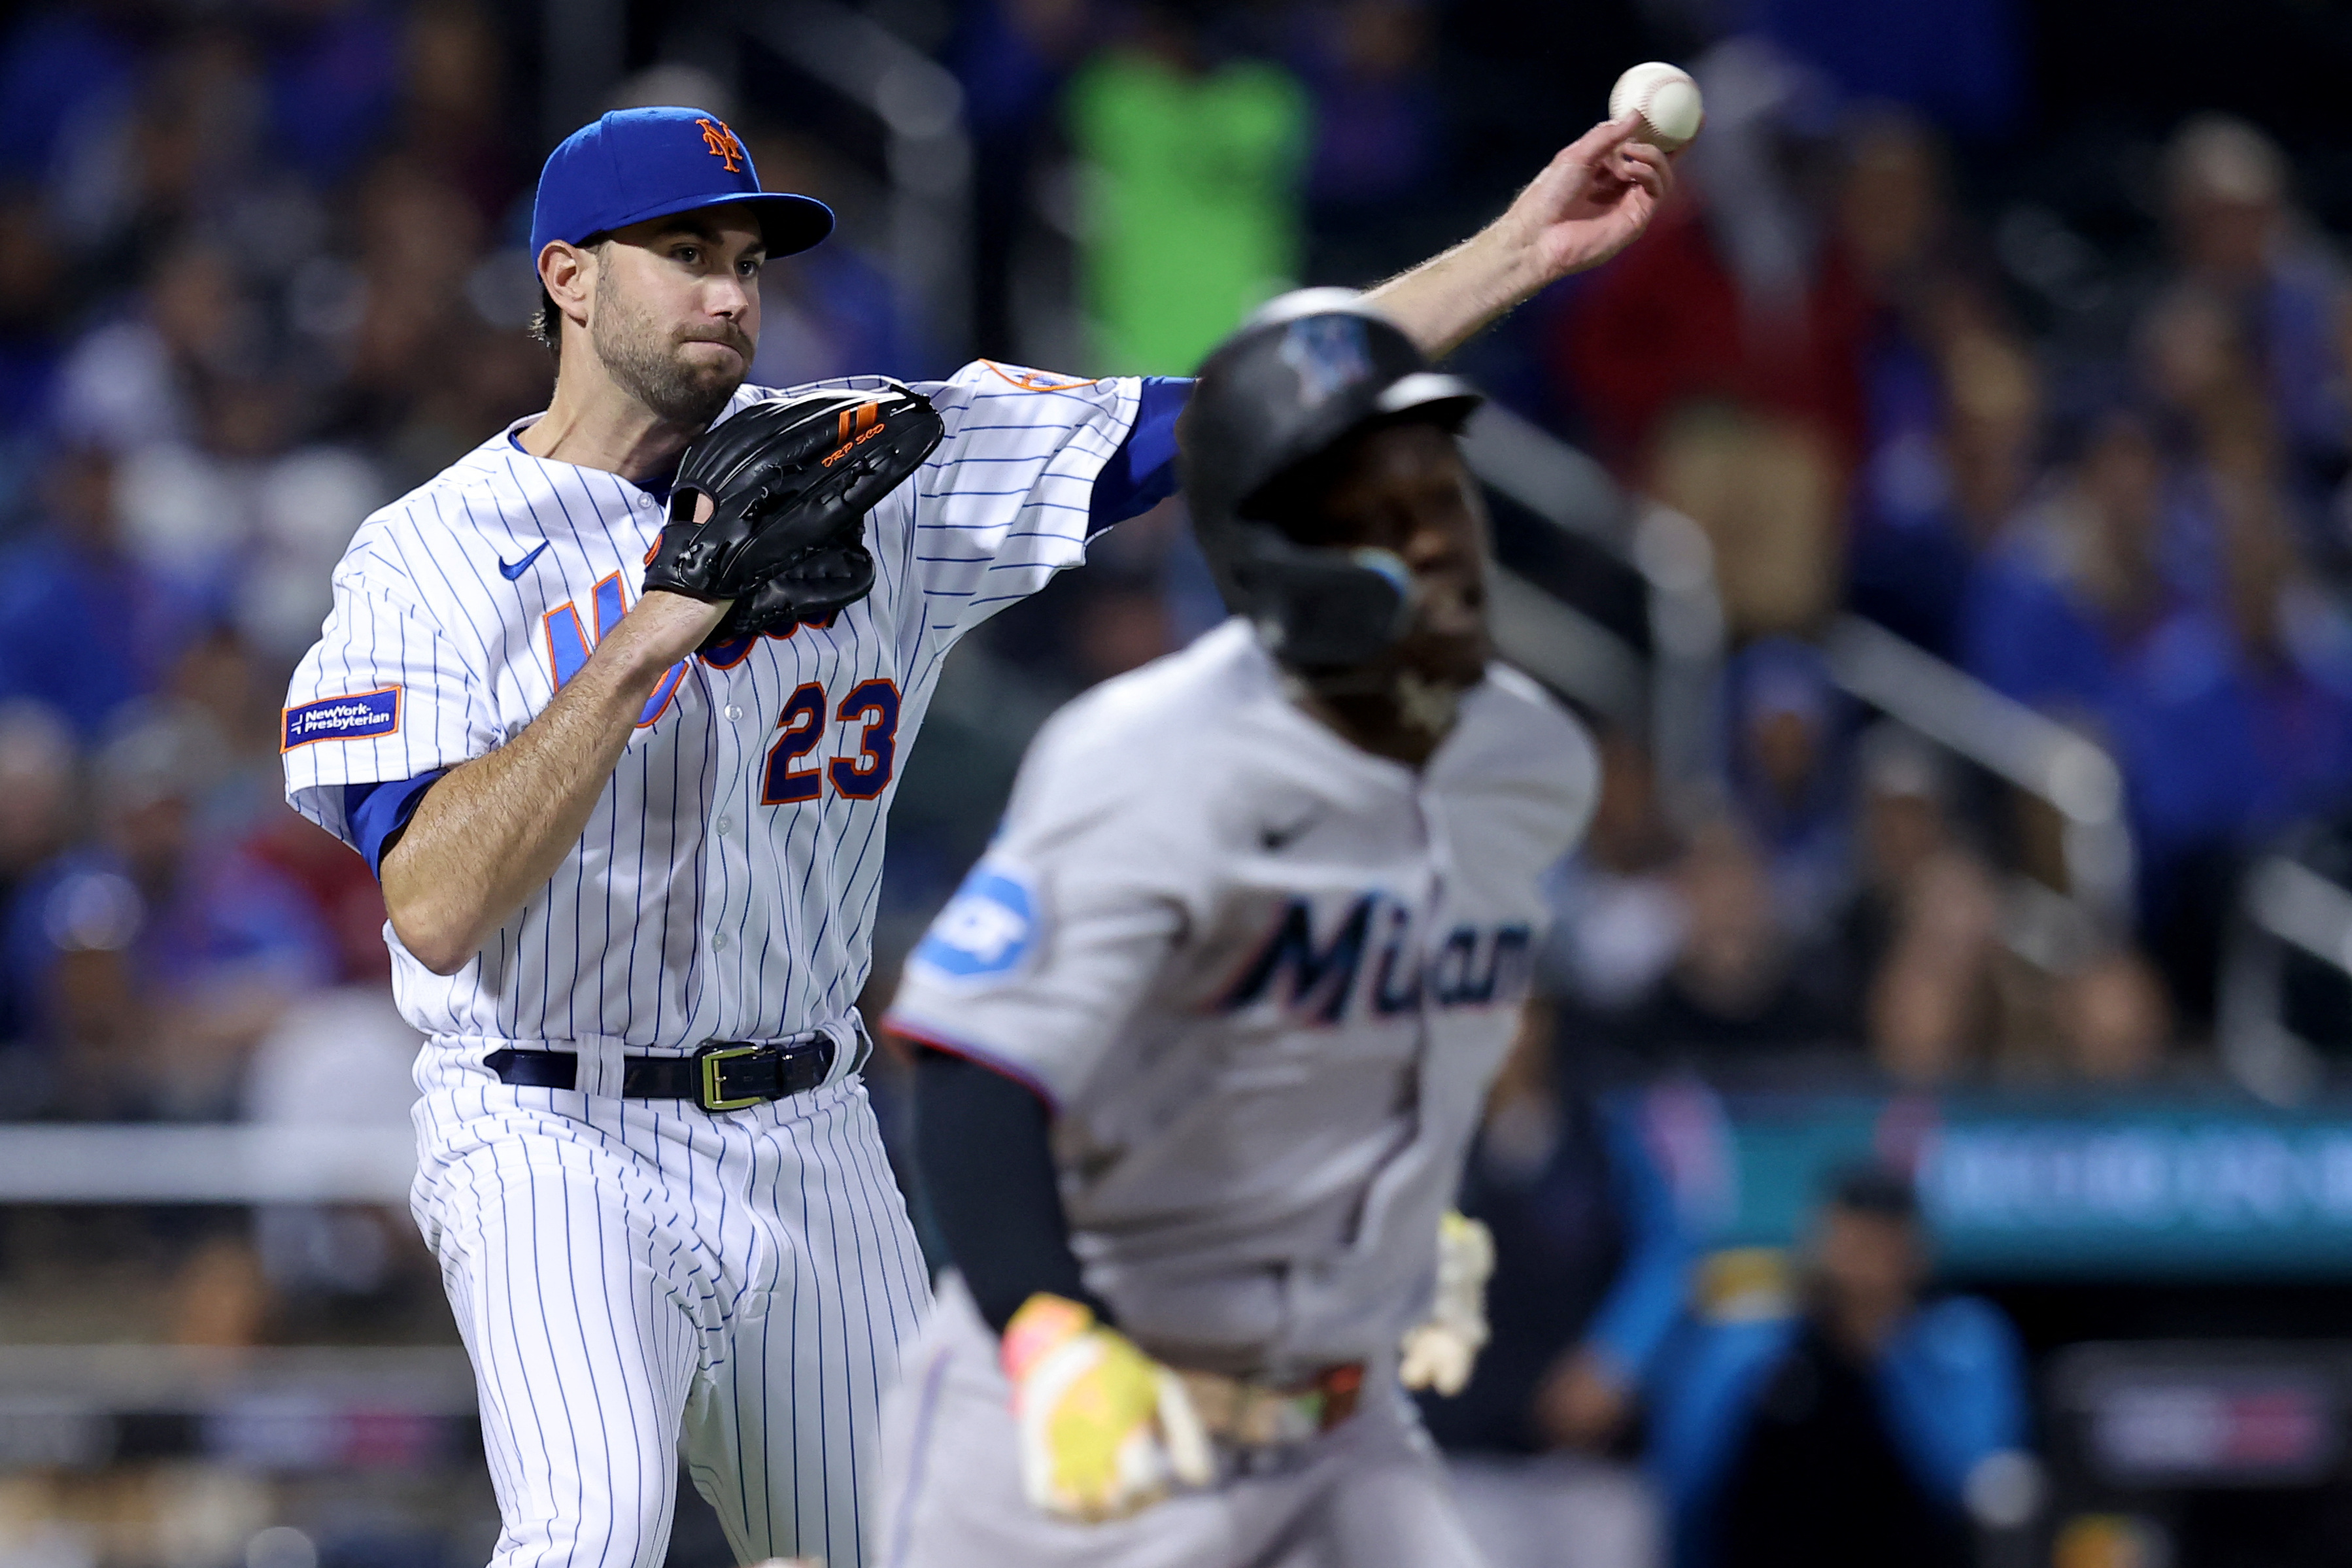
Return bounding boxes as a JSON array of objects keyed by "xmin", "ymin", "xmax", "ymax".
[
  {"xmin": 498, "ymin": 542, "xmax": 551, "ymax": 581},
  {"xmin": 1261, "ymin": 812, "xmax": 1320, "ymax": 851}
]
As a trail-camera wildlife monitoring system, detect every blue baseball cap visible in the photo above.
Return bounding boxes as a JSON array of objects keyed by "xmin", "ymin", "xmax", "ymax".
[{"xmin": 527, "ymin": 107, "xmax": 834, "ymax": 271}]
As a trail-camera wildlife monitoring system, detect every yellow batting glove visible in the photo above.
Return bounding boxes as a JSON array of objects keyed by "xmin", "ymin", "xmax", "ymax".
[
  {"xmin": 1399, "ymin": 1210, "xmax": 1495, "ymax": 1397},
  {"xmin": 1001, "ymin": 1293, "xmax": 1213, "ymax": 1522}
]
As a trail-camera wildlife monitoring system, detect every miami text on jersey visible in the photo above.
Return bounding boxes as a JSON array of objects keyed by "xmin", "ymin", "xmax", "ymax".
[{"xmin": 1219, "ymin": 892, "xmax": 1533, "ymax": 1023}]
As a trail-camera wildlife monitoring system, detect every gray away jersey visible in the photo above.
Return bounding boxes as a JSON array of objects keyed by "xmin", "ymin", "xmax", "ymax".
[
  {"xmin": 885, "ymin": 621, "xmax": 1598, "ymax": 1378},
  {"xmin": 282, "ymin": 362, "xmax": 1144, "ymax": 1061}
]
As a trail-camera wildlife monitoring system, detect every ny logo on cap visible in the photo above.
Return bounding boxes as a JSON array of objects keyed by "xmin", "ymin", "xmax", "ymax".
[
  {"xmin": 696, "ymin": 117, "xmax": 746, "ymax": 173},
  {"xmin": 1280, "ymin": 316, "xmax": 1372, "ymax": 407}
]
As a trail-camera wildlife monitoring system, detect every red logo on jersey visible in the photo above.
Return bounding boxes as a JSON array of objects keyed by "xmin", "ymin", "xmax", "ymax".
[{"xmin": 696, "ymin": 118, "xmax": 746, "ymax": 172}]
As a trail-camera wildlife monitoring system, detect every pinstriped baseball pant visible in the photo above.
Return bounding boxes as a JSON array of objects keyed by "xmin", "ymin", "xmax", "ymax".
[{"xmin": 413, "ymin": 1074, "xmax": 933, "ymax": 1568}]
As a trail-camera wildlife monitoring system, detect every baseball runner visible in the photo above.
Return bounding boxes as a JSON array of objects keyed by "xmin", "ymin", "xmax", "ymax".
[
  {"xmin": 280, "ymin": 105, "xmax": 1667, "ymax": 1568},
  {"xmin": 876, "ymin": 290, "xmax": 1601, "ymax": 1567}
]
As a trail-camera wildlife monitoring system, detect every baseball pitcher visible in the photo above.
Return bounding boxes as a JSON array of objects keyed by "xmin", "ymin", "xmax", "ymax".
[{"xmin": 281, "ymin": 104, "xmax": 1667, "ymax": 1568}]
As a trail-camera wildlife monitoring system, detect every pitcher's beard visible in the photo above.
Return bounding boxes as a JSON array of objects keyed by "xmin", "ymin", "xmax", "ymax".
[
  {"xmin": 603, "ymin": 333, "xmax": 743, "ymax": 428},
  {"xmin": 592, "ymin": 288, "xmax": 750, "ymax": 429}
]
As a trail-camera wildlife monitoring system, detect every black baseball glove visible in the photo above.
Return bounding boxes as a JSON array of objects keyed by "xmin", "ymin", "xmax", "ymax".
[{"xmin": 643, "ymin": 381, "xmax": 943, "ymax": 647}]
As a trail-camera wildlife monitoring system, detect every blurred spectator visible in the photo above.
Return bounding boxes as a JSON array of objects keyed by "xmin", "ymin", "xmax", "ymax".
[
  {"xmin": 1833, "ymin": 724, "xmax": 1960, "ymax": 989},
  {"xmin": 1605, "ymin": 820, "xmax": 1850, "ymax": 1065},
  {"xmin": 0, "ymin": 702, "xmax": 77, "ymax": 896},
  {"xmin": 244, "ymin": 985, "xmax": 417, "ymax": 1130},
  {"xmin": 952, "ymin": 0, "xmax": 1093, "ymax": 359},
  {"xmin": 1648, "ymin": 1167, "xmax": 2030, "ymax": 1568},
  {"xmin": 169, "ymin": 626, "xmax": 291, "ymax": 831},
  {"xmin": 1719, "ymin": 638, "xmax": 1852, "ymax": 937},
  {"xmin": 259, "ymin": 0, "xmax": 405, "ymax": 190},
  {"xmin": 0, "ymin": 186, "xmax": 69, "ymax": 473},
  {"xmin": 0, "ymin": 446, "xmax": 190, "ymax": 739},
  {"xmin": 2107, "ymin": 487, "xmax": 2352, "ymax": 1012},
  {"xmin": 0, "ymin": 4, "xmax": 146, "ymax": 200},
  {"xmin": 375, "ymin": 320, "xmax": 551, "ymax": 492},
  {"xmin": 243, "ymin": 802, "xmax": 392, "ymax": 987},
  {"xmin": 1835, "ymin": 722, "xmax": 2185, "ymax": 1082},
  {"xmin": 5, "ymin": 706, "xmax": 331, "ymax": 1119},
  {"xmin": 2154, "ymin": 115, "xmax": 2347, "ymax": 515},
  {"xmin": 52, "ymin": 237, "xmax": 252, "ymax": 453},
  {"xmin": 1285, "ymin": 0, "xmax": 1444, "ymax": 282},
  {"xmin": 1648, "ymin": 400, "xmax": 1847, "ymax": 641},
  {"xmin": 1065, "ymin": 503, "xmax": 1187, "ymax": 681},
  {"xmin": 1828, "ymin": 724, "xmax": 2008, "ymax": 1082},
  {"xmin": 1429, "ymin": 1001, "xmax": 1690, "ymax": 1568},
  {"xmin": 339, "ymin": 154, "xmax": 488, "ymax": 443},
  {"xmin": 61, "ymin": 24, "xmax": 271, "ymax": 262},
  {"xmin": 245, "ymin": 984, "xmax": 420, "ymax": 1307},
  {"xmin": 1959, "ymin": 409, "xmax": 2186, "ymax": 721},
  {"xmin": 168, "ymin": 1233, "xmax": 275, "ymax": 1347},
  {"xmin": 2054, "ymin": 947, "xmax": 2173, "ymax": 1082},
  {"xmin": 0, "ymin": 702, "xmax": 77, "ymax": 1064},
  {"xmin": 1066, "ymin": 577, "xmax": 1178, "ymax": 683},
  {"xmin": 1849, "ymin": 328, "xmax": 2041, "ymax": 658},
  {"xmin": 235, "ymin": 439, "xmax": 386, "ymax": 660},
  {"xmin": 114, "ymin": 373, "xmax": 297, "ymax": 607},
  {"xmin": 1558, "ymin": 40, "xmax": 1864, "ymax": 469},
  {"xmin": 1556, "ymin": 41, "xmax": 1863, "ymax": 638},
  {"xmin": 1540, "ymin": 730, "xmax": 1687, "ymax": 1027},
  {"xmin": 398, "ymin": 0, "xmax": 522, "ymax": 224},
  {"xmin": 1066, "ymin": 0, "xmax": 1310, "ymax": 372},
  {"xmin": 1837, "ymin": 109, "xmax": 1980, "ymax": 559},
  {"xmin": 1865, "ymin": 847, "xmax": 2003, "ymax": 1084}
]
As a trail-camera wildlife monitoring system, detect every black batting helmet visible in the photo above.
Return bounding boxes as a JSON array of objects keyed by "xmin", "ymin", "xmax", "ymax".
[{"xmin": 1181, "ymin": 290, "xmax": 1483, "ymax": 672}]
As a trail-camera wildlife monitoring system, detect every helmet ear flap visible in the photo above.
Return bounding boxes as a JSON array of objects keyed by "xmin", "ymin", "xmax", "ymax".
[{"xmin": 1229, "ymin": 527, "xmax": 1413, "ymax": 672}]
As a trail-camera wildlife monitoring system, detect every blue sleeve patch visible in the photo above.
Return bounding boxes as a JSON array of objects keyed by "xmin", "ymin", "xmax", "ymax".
[
  {"xmin": 910, "ymin": 863, "xmax": 1041, "ymax": 985},
  {"xmin": 284, "ymin": 688, "xmax": 401, "ymax": 749}
]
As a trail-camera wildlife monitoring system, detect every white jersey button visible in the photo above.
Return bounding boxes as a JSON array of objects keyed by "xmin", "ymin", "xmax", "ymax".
[
  {"xmin": 724, "ymin": 704, "xmax": 744, "ymax": 721},
  {"xmin": 711, "ymin": 932, "xmax": 730, "ymax": 951},
  {"xmin": 717, "ymin": 816, "xmax": 735, "ymax": 834}
]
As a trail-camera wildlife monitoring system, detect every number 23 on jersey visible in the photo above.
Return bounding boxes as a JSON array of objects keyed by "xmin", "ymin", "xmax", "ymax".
[
  {"xmin": 543, "ymin": 573, "xmax": 902, "ymax": 808},
  {"xmin": 760, "ymin": 679, "xmax": 899, "ymax": 806}
]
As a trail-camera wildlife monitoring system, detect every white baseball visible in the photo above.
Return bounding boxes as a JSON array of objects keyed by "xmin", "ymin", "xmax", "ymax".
[{"xmin": 1608, "ymin": 61, "xmax": 1703, "ymax": 153}]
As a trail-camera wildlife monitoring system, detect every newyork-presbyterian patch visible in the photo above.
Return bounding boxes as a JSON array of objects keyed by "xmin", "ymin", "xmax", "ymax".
[{"xmin": 283, "ymin": 688, "xmax": 401, "ymax": 749}]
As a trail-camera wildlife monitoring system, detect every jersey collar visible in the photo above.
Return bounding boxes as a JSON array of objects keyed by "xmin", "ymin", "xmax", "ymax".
[{"xmin": 502, "ymin": 415, "xmax": 679, "ymax": 507}]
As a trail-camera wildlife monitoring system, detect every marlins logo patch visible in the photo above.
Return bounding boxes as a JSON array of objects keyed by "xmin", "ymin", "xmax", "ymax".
[
  {"xmin": 282, "ymin": 688, "xmax": 400, "ymax": 749},
  {"xmin": 910, "ymin": 862, "xmax": 1041, "ymax": 986},
  {"xmin": 1280, "ymin": 315, "xmax": 1372, "ymax": 407}
]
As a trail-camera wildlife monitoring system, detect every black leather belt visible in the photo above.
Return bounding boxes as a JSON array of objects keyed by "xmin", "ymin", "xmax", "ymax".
[{"xmin": 485, "ymin": 1038, "xmax": 836, "ymax": 1112}]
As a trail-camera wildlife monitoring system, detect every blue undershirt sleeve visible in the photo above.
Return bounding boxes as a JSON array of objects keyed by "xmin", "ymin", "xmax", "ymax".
[
  {"xmin": 1087, "ymin": 376, "xmax": 1191, "ymax": 537},
  {"xmin": 343, "ymin": 769, "xmax": 449, "ymax": 877}
]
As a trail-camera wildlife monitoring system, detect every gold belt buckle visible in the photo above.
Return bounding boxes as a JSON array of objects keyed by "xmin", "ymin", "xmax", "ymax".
[{"xmin": 696, "ymin": 1043, "xmax": 767, "ymax": 1112}]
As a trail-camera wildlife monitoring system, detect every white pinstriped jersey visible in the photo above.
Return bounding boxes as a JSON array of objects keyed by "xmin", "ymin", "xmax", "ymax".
[{"xmin": 282, "ymin": 361, "xmax": 1145, "ymax": 1065}]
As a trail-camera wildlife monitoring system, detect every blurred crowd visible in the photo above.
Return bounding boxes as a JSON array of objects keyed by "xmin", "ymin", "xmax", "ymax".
[
  {"xmin": 0, "ymin": 0, "xmax": 947, "ymax": 1140},
  {"xmin": 1539, "ymin": 77, "xmax": 2352, "ymax": 1093},
  {"xmin": 3, "ymin": 0, "xmax": 2340, "ymax": 1132},
  {"xmin": 0, "ymin": 0, "xmax": 534, "ymax": 1135}
]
